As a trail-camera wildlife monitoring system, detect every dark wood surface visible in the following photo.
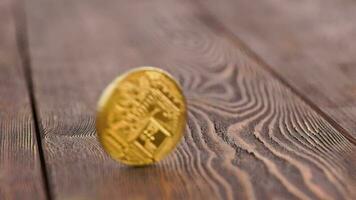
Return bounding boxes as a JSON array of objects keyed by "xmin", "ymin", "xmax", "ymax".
[
  {"xmin": 199, "ymin": 0, "xmax": 356, "ymax": 140},
  {"xmin": 0, "ymin": 0, "xmax": 46, "ymax": 199},
  {"xmin": 1, "ymin": 0, "xmax": 355, "ymax": 199}
]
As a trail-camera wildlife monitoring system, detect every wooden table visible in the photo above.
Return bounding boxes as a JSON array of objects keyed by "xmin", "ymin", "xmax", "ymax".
[{"xmin": 1, "ymin": 0, "xmax": 355, "ymax": 199}]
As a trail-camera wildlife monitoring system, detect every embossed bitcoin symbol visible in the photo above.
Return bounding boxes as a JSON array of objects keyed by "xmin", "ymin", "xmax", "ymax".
[{"xmin": 96, "ymin": 67, "xmax": 187, "ymax": 166}]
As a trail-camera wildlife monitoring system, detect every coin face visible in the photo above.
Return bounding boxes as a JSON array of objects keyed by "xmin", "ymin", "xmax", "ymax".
[{"xmin": 96, "ymin": 67, "xmax": 187, "ymax": 166}]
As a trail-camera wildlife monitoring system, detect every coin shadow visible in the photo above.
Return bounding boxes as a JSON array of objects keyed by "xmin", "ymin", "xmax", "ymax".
[{"xmin": 100, "ymin": 163, "xmax": 184, "ymax": 198}]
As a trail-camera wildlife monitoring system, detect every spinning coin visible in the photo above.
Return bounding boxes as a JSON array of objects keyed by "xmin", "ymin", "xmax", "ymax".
[{"xmin": 96, "ymin": 67, "xmax": 187, "ymax": 166}]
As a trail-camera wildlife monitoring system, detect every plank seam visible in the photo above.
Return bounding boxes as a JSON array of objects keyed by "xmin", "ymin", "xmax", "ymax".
[
  {"xmin": 12, "ymin": 0, "xmax": 53, "ymax": 199},
  {"xmin": 191, "ymin": 0, "xmax": 356, "ymax": 145}
]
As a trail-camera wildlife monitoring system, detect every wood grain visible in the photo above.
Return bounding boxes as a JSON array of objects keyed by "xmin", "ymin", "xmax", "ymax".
[
  {"xmin": 25, "ymin": 0, "xmax": 356, "ymax": 199},
  {"xmin": 199, "ymin": 0, "xmax": 356, "ymax": 139},
  {"xmin": 0, "ymin": 0, "xmax": 46, "ymax": 199}
]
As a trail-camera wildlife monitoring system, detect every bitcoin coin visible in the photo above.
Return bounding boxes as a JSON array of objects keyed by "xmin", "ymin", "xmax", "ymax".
[{"xmin": 96, "ymin": 67, "xmax": 187, "ymax": 166}]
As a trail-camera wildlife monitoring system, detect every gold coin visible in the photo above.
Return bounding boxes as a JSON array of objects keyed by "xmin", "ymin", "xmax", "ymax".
[{"xmin": 96, "ymin": 67, "xmax": 187, "ymax": 166}]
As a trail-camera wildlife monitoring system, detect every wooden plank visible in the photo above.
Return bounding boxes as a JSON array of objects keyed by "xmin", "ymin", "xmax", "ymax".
[
  {"xmin": 0, "ymin": 0, "xmax": 47, "ymax": 199},
  {"xmin": 198, "ymin": 0, "xmax": 356, "ymax": 139},
  {"xmin": 25, "ymin": 0, "xmax": 356, "ymax": 199}
]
